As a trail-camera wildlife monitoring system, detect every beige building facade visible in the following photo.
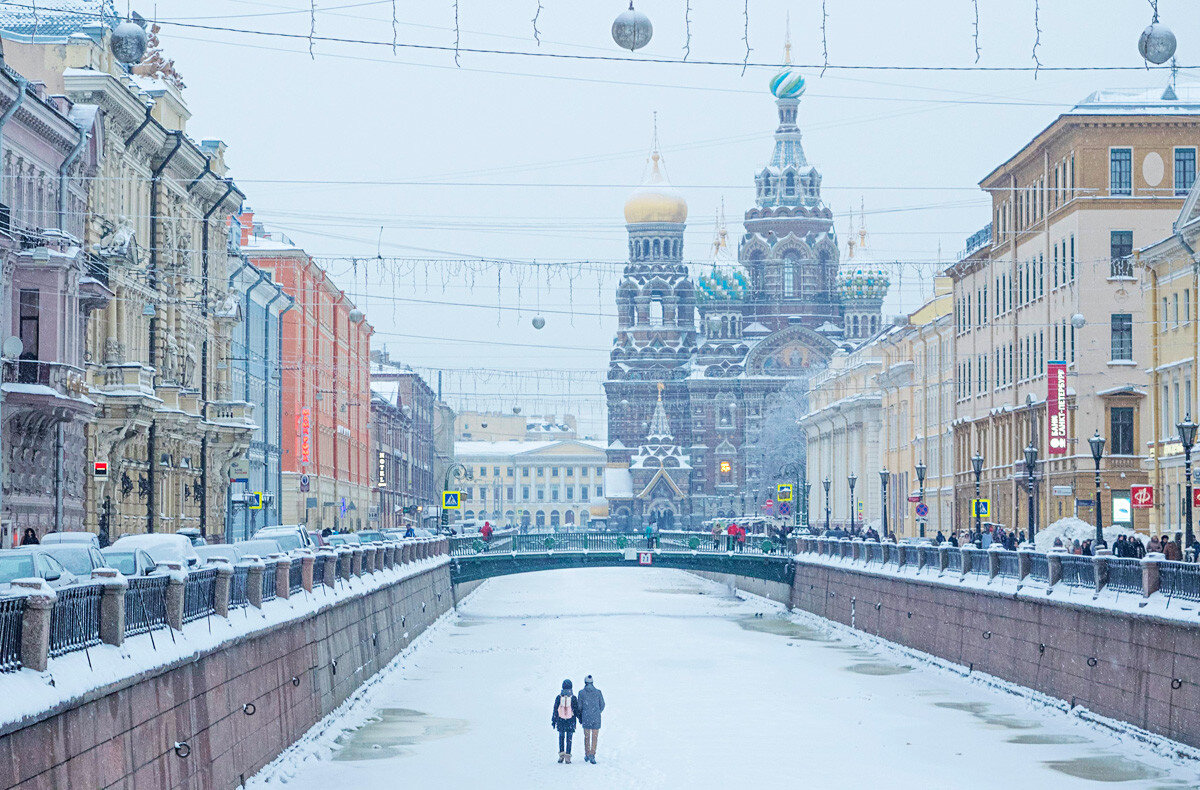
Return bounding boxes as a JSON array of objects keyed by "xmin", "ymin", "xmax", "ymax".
[
  {"xmin": 948, "ymin": 88, "xmax": 1200, "ymax": 538},
  {"xmin": 4, "ymin": 29, "xmax": 252, "ymax": 540}
]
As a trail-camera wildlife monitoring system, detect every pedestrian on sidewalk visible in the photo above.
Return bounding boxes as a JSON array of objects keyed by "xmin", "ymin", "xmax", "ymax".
[
  {"xmin": 726, "ymin": 522, "xmax": 738, "ymax": 551},
  {"xmin": 577, "ymin": 675, "xmax": 605, "ymax": 764},
  {"xmin": 552, "ymin": 679, "xmax": 580, "ymax": 763},
  {"xmin": 737, "ymin": 525, "xmax": 747, "ymax": 552}
]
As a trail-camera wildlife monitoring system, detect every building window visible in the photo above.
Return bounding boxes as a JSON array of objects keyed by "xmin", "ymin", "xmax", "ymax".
[
  {"xmin": 566, "ymin": 467, "xmax": 574, "ymax": 477},
  {"xmin": 479, "ymin": 466, "xmax": 487, "ymax": 477},
  {"xmin": 566, "ymin": 487, "xmax": 574, "ymax": 500},
  {"xmin": 1110, "ymin": 230, "xmax": 1133, "ymax": 277},
  {"xmin": 18, "ymin": 289, "xmax": 39, "ymax": 368},
  {"xmin": 596, "ymin": 486, "xmax": 603, "ymax": 498},
  {"xmin": 537, "ymin": 467, "xmax": 544, "ymax": 476},
  {"xmin": 522, "ymin": 467, "xmax": 530, "ymax": 477},
  {"xmin": 581, "ymin": 485, "xmax": 589, "ymax": 500},
  {"xmin": 785, "ymin": 172, "xmax": 796, "ymax": 196},
  {"xmin": 1176, "ymin": 148, "xmax": 1197, "ymax": 196},
  {"xmin": 551, "ymin": 467, "xmax": 559, "ymax": 477},
  {"xmin": 507, "ymin": 487, "xmax": 514, "ymax": 499},
  {"xmin": 1111, "ymin": 407, "xmax": 1135, "ymax": 455},
  {"xmin": 522, "ymin": 485, "xmax": 530, "ymax": 499},
  {"xmin": 649, "ymin": 298, "xmax": 663, "ymax": 326},
  {"xmin": 551, "ymin": 486, "xmax": 559, "ymax": 501},
  {"xmin": 537, "ymin": 488, "xmax": 545, "ymax": 501},
  {"xmin": 1110, "ymin": 148, "xmax": 1132, "ymax": 195},
  {"xmin": 1111, "ymin": 313, "xmax": 1134, "ymax": 361}
]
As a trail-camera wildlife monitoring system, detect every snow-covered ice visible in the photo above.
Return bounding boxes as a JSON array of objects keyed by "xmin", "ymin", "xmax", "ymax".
[{"xmin": 251, "ymin": 567, "xmax": 1200, "ymax": 789}]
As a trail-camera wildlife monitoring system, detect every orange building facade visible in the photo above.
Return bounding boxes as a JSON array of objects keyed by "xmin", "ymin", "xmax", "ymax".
[{"xmin": 239, "ymin": 212, "xmax": 373, "ymax": 532}]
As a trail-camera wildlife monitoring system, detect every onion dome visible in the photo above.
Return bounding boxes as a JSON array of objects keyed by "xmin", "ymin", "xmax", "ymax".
[
  {"xmin": 770, "ymin": 68, "xmax": 805, "ymax": 99},
  {"xmin": 697, "ymin": 266, "xmax": 750, "ymax": 302},
  {"xmin": 624, "ymin": 151, "xmax": 688, "ymax": 224},
  {"xmin": 836, "ymin": 268, "xmax": 890, "ymax": 302}
]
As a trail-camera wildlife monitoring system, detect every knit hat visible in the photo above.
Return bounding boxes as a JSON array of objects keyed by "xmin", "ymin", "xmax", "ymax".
[
  {"xmin": 584, "ymin": 675, "xmax": 593, "ymax": 683},
  {"xmin": 562, "ymin": 679, "xmax": 573, "ymax": 690}
]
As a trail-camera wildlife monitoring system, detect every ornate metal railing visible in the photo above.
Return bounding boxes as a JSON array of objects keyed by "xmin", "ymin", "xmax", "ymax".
[
  {"xmin": 996, "ymin": 551, "xmax": 1021, "ymax": 579},
  {"xmin": 0, "ymin": 596, "xmax": 24, "ymax": 672},
  {"xmin": 230, "ymin": 565, "xmax": 250, "ymax": 609},
  {"xmin": 1059, "ymin": 555, "xmax": 1095, "ymax": 589},
  {"xmin": 1106, "ymin": 558, "xmax": 1143, "ymax": 595},
  {"xmin": 49, "ymin": 584, "xmax": 103, "ymax": 658},
  {"xmin": 1159, "ymin": 561, "xmax": 1200, "ymax": 602},
  {"xmin": 288, "ymin": 559, "xmax": 303, "ymax": 595},
  {"xmin": 261, "ymin": 563, "xmax": 277, "ymax": 602},
  {"xmin": 125, "ymin": 575, "xmax": 169, "ymax": 636},
  {"xmin": 182, "ymin": 568, "xmax": 218, "ymax": 624}
]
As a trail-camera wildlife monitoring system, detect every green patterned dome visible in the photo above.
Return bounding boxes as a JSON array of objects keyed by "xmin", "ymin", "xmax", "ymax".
[{"xmin": 836, "ymin": 268, "xmax": 889, "ymax": 301}]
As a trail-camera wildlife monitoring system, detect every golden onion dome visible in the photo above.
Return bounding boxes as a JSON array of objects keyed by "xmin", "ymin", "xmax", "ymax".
[{"xmin": 624, "ymin": 152, "xmax": 688, "ymax": 224}]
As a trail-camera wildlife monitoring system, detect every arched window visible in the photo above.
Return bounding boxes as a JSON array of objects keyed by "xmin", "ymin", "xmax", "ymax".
[
  {"xmin": 783, "ymin": 261, "xmax": 794, "ymax": 295},
  {"xmin": 564, "ymin": 510, "xmax": 575, "ymax": 525},
  {"xmin": 785, "ymin": 172, "xmax": 796, "ymax": 196},
  {"xmin": 550, "ymin": 510, "xmax": 561, "ymax": 527},
  {"xmin": 649, "ymin": 299, "xmax": 663, "ymax": 326},
  {"xmin": 629, "ymin": 240, "xmax": 635, "ymax": 260},
  {"xmin": 852, "ymin": 315, "xmax": 860, "ymax": 337},
  {"xmin": 536, "ymin": 511, "xmax": 546, "ymax": 528},
  {"xmin": 628, "ymin": 303, "xmax": 637, "ymax": 326},
  {"xmin": 642, "ymin": 239, "xmax": 650, "ymax": 257},
  {"xmin": 580, "ymin": 511, "xmax": 590, "ymax": 526},
  {"xmin": 721, "ymin": 316, "xmax": 730, "ymax": 338}
]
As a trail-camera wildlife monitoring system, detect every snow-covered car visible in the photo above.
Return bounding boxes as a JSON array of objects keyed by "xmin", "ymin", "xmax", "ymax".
[
  {"xmin": 325, "ymin": 534, "xmax": 361, "ymax": 548},
  {"xmin": 355, "ymin": 530, "xmax": 387, "ymax": 544},
  {"xmin": 100, "ymin": 547, "xmax": 158, "ymax": 577},
  {"xmin": 0, "ymin": 548, "xmax": 79, "ymax": 591},
  {"xmin": 38, "ymin": 544, "xmax": 107, "ymax": 578},
  {"xmin": 39, "ymin": 531, "xmax": 100, "ymax": 548},
  {"xmin": 252, "ymin": 525, "xmax": 313, "ymax": 553},
  {"xmin": 231, "ymin": 538, "xmax": 286, "ymax": 559},
  {"xmin": 195, "ymin": 544, "xmax": 243, "ymax": 564},
  {"xmin": 176, "ymin": 527, "xmax": 208, "ymax": 547},
  {"xmin": 109, "ymin": 534, "xmax": 200, "ymax": 568}
]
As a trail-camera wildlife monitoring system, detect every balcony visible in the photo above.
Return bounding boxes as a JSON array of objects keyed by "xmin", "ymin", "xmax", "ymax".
[
  {"xmin": 97, "ymin": 363, "xmax": 156, "ymax": 397},
  {"xmin": 1, "ymin": 359, "xmax": 94, "ymax": 415},
  {"xmin": 207, "ymin": 400, "xmax": 255, "ymax": 426},
  {"xmin": 958, "ymin": 223, "xmax": 993, "ymax": 260}
]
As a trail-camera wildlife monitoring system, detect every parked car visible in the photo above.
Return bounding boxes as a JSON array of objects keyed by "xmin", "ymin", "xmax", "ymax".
[
  {"xmin": 356, "ymin": 530, "xmax": 387, "ymax": 544},
  {"xmin": 39, "ymin": 531, "xmax": 101, "ymax": 548},
  {"xmin": 194, "ymin": 544, "xmax": 243, "ymax": 564},
  {"xmin": 231, "ymin": 538, "xmax": 285, "ymax": 559},
  {"xmin": 108, "ymin": 534, "xmax": 200, "ymax": 568},
  {"xmin": 39, "ymin": 544, "xmax": 107, "ymax": 578},
  {"xmin": 252, "ymin": 525, "xmax": 313, "ymax": 553},
  {"xmin": 176, "ymin": 527, "xmax": 208, "ymax": 547},
  {"xmin": 325, "ymin": 533, "xmax": 361, "ymax": 548},
  {"xmin": 0, "ymin": 548, "xmax": 79, "ymax": 591},
  {"xmin": 100, "ymin": 547, "xmax": 158, "ymax": 577},
  {"xmin": 307, "ymin": 531, "xmax": 327, "ymax": 548}
]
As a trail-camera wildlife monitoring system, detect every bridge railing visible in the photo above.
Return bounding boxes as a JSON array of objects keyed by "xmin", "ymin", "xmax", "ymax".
[
  {"xmin": 450, "ymin": 529, "xmax": 786, "ymax": 556},
  {"xmin": 0, "ymin": 535, "xmax": 450, "ymax": 674},
  {"xmin": 793, "ymin": 537, "xmax": 1194, "ymax": 603}
]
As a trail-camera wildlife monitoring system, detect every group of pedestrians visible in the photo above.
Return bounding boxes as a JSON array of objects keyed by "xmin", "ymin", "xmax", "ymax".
[
  {"xmin": 706, "ymin": 522, "xmax": 749, "ymax": 551},
  {"xmin": 551, "ymin": 676, "xmax": 605, "ymax": 764}
]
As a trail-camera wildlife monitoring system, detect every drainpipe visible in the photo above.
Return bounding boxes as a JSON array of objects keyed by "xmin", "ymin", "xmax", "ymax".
[
  {"xmin": 0, "ymin": 75, "xmax": 28, "ymax": 209},
  {"xmin": 1149, "ymin": 255, "xmax": 1162, "ymax": 534},
  {"xmin": 277, "ymin": 296, "xmax": 293, "ymax": 527},
  {"xmin": 199, "ymin": 179, "xmax": 237, "ymax": 538},
  {"xmin": 146, "ymin": 130, "xmax": 183, "ymax": 533},
  {"xmin": 124, "ymin": 104, "xmax": 153, "ymax": 148},
  {"xmin": 57, "ymin": 123, "xmax": 88, "ymax": 232},
  {"xmin": 264, "ymin": 287, "xmax": 285, "ymax": 527}
]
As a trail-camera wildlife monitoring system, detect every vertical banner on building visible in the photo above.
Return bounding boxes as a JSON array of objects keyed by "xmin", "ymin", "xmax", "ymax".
[
  {"xmin": 1048, "ymin": 361, "xmax": 1068, "ymax": 455},
  {"xmin": 300, "ymin": 407, "xmax": 312, "ymax": 467}
]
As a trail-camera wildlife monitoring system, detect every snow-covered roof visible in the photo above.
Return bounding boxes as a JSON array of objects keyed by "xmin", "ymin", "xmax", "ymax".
[
  {"xmin": 604, "ymin": 466, "xmax": 634, "ymax": 499},
  {"xmin": 454, "ymin": 439, "xmax": 606, "ymax": 458},
  {"xmin": 1068, "ymin": 85, "xmax": 1200, "ymax": 116}
]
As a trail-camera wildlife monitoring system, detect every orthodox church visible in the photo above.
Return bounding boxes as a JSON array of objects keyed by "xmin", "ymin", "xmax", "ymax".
[{"xmin": 603, "ymin": 42, "xmax": 889, "ymax": 529}]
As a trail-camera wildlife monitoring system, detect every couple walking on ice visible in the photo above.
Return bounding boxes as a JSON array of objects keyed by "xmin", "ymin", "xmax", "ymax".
[{"xmin": 551, "ymin": 676, "xmax": 605, "ymax": 764}]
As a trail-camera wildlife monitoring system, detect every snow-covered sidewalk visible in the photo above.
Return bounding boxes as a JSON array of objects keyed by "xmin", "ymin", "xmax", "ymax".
[{"xmin": 250, "ymin": 567, "xmax": 1200, "ymax": 789}]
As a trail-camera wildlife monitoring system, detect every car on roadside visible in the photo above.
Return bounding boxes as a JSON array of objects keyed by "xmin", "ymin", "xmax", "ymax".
[
  {"xmin": 231, "ymin": 538, "xmax": 286, "ymax": 560},
  {"xmin": 108, "ymin": 534, "xmax": 200, "ymax": 568},
  {"xmin": 176, "ymin": 527, "xmax": 208, "ymax": 547},
  {"xmin": 39, "ymin": 532, "xmax": 101, "ymax": 549},
  {"xmin": 0, "ymin": 548, "xmax": 79, "ymax": 591},
  {"xmin": 355, "ymin": 530, "xmax": 387, "ymax": 544},
  {"xmin": 325, "ymin": 533, "xmax": 361, "ymax": 548},
  {"xmin": 252, "ymin": 525, "xmax": 313, "ymax": 553},
  {"xmin": 307, "ymin": 531, "xmax": 327, "ymax": 548},
  {"xmin": 100, "ymin": 547, "xmax": 158, "ymax": 577},
  {"xmin": 38, "ymin": 544, "xmax": 107, "ymax": 579},
  {"xmin": 194, "ymin": 544, "xmax": 243, "ymax": 564}
]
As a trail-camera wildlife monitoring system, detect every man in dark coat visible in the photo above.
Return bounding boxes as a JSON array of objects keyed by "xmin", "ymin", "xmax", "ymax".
[
  {"xmin": 577, "ymin": 675, "xmax": 606, "ymax": 764},
  {"xmin": 551, "ymin": 679, "xmax": 580, "ymax": 763}
]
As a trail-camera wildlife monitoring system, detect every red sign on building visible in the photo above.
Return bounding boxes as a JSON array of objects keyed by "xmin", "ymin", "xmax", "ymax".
[
  {"xmin": 1193, "ymin": 488, "xmax": 1200, "ymax": 510},
  {"xmin": 299, "ymin": 407, "xmax": 311, "ymax": 467},
  {"xmin": 1047, "ymin": 361, "xmax": 1068, "ymax": 455},
  {"xmin": 1131, "ymin": 485, "xmax": 1154, "ymax": 509}
]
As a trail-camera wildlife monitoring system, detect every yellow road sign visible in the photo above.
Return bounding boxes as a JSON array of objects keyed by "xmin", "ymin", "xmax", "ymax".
[
  {"xmin": 972, "ymin": 498, "xmax": 991, "ymax": 517},
  {"xmin": 443, "ymin": 490, "xmax": 462, "ymax": 509},
  {"xmin": 777, "ymin": 483, "xmax": 793, "ymax": 502}
]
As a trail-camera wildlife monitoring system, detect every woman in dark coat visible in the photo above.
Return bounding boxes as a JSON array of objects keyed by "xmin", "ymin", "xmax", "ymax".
[{"xmin": 551, "ymin": 679, "xmax": 580, "ymax": 763}]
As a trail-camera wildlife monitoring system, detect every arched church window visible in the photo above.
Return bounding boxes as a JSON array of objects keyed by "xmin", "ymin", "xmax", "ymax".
[
  {"xmin": 732, "ymin": 316, "xmax": 740, "ymax": 336},
  {"xmin": 718, "ymin": 404, "xmax": 733, "ymax": 427},
  {"xmin": 782, "ymin": 259, "xmax": 794, "ymax": 296},
  {"xmin": 649, "ymin": 298, "xmax": 664, "ymax": 326},
  {"xmin": 721, "ymin": 316, "xmax": 730, "ymax": 338},
  {"xmin": 653, "ymin": 239, "xmax": 661, "ymax": 257},
  {"xmin": 628, "ymin": 304, "xmax": 637, "ymax": 326},
  {"xmin": 785, "ymin": 172, "xmax": 796, "ymax": 197},
  {"xmin": 852, "ymin": 315, "xmax": 860, "ymax": 337},
  {"xmin": 642, "ymin": 239, "xmax": 650, "ymax": 257}
]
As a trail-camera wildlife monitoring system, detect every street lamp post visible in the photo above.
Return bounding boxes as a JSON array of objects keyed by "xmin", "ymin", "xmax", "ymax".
[
  {"xmin": 879, "ymin": 468, "xmax": 890, "ymax": 538},
  {"xmin": 971, "ymin": 452, "xmax": 984, "ymax": 539},
  {"xmin": 1088, "ymin": 431, "xmax": 1106, "ymax": 546},
  {"xmin": 823, "ymin": 477, "xmax": 831, "ymax": 533},
  {"xmin": 802, "ymin": 480, "xmax": 812, "ymax": 531},
  {"xmin": 915, "ymin": 460, "xmax": 927, "ymax": 538},
  {"xmin": 1024, "ymin": 443, "xmax": 1038, "ymax": 545},
  {"xmin": 848, "ymin": 473, "xmax": 858, "ymax": 534},
  {"xmin": 1177, "ymin": 416, "xmax": 1198, "ymax": 550}
]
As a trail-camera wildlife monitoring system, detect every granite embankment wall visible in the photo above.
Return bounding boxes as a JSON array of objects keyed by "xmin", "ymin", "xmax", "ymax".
[
  {"xmin": 0, "ymin": 562, "xmax": 453, "ymax": 790},
  {"xmin": 790, "ymin": 558, "xmax": 1200, "ymax": 749}
]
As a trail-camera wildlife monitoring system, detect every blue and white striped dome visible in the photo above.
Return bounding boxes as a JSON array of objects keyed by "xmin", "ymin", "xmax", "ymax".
[{"xmin": 770, "ymin": 68, "xmax": 805, "ymax": 99}]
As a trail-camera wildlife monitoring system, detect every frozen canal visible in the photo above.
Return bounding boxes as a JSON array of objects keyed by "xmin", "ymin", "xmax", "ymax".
[{"xmin": 253, "ymin": 568, "xmax": 1199, "ymax": 789}]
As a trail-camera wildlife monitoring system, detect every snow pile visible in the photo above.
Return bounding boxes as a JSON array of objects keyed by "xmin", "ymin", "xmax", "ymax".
[{"xmin": 1034, "ymin": 517, "xmax": 1145, "ymax": 552}]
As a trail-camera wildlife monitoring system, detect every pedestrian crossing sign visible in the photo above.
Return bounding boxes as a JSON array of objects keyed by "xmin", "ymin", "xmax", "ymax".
[
  {"xmin": 442, "ymin": 491, "xmax": 462, "ymax": 509},
  {"xmin": 248, "ymin": 492, "xmax": 263, "ymax": 510},
  {"xmin": 972, "ymin": 498, "xmax": 990, "ymax": 517},
  {"xmin": 777, "ymin": 483, "xmax": 793, "ymax": 502}
]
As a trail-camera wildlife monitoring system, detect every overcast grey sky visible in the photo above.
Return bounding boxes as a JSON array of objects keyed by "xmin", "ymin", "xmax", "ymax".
[{"xmin": 149, "ymin": 0, "xmax": 1195, "ymax": 436}]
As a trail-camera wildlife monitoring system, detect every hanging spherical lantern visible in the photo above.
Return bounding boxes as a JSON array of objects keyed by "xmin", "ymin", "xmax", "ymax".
[
  {"xmin": 348, "ymin": 308, "xmax": 365, "ymax": 323},
  {"xmin": 532, "ymin": 315, "xmax": 546, "ymax": 329},
  {"xmin": 612, "ymin": 2, "xmax": 652, "ymax": 51},
  {"xmin": 1071, "ymin": 313, "xmax": 1087, "ymax": 329},
  {"xmin": 110, "ymin": 20, "xmax": 148, "ymax": 65},
  {"xmin": 1139, "ymin": 21, "xmax": 1177, "ymax": 65}
]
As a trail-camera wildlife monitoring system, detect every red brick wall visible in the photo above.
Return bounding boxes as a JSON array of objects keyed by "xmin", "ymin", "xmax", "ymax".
[
  {"xmin": 790, "ymin": 559, "xmax": 1200, "ymax": 749},
  {"xmin": 0, "ymin": 565, "xmax": 453, "ymax": 790}
]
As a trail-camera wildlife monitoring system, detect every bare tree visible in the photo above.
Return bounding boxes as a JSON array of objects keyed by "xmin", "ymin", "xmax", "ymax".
[{"xmin": 745, "ymin": 377, "xmax": 809, "ymax": 506}]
